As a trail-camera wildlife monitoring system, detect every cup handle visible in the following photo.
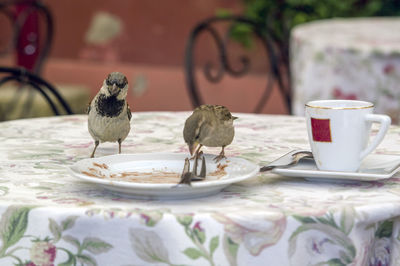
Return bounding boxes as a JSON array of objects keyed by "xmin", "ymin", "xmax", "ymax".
[{"xmin": 360, "ymin": 114, "xmax": 391, "ymax": 160}]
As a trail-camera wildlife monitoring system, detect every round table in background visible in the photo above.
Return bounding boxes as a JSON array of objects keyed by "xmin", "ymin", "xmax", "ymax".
[
  {"xmin": 1, "ymin": 112, "xmax": 400, "ymax": 265},
  {"xmin": 291, "ymin": 17, "xmax": 400, "ymax": 123}
]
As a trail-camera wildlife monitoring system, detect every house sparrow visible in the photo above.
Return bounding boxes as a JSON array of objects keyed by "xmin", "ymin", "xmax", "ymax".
[
  {"xmin": 183, "ymin": 105, "xmax": 237, "ymax": 162},
  {"xmin": 87, "ymin": 72, "xmax": 132, "ymax": 158}
]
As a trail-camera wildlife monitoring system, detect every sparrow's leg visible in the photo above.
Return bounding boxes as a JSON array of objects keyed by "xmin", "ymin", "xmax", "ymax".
[
  {"xmin": 213, "ymin": 146, "xmax": 226, "ymax": 162},
  {"xmin": 90, "ymin": 140, "xmax": 99, "ymax": 158},
  {"xmin": 118, "ymin": 139, "xmax": 122, "ymax": 154}
]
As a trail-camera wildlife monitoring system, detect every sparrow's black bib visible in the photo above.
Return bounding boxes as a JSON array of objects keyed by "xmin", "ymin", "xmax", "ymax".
[{"xmin": 96, "ymin": 94, "xmax": 124, "ymax": 117}]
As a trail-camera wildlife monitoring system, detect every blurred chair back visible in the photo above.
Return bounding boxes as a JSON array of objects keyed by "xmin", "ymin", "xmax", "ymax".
[
  {"xmin": 0, "ymin": 0, "xmax": 53, "ymax": 74},
  {"xmin": 0, "ymin": 67, "xmax": 73, "ymax": 120},
  {"xmin": 0, "ymin": 0, "xmax": 73, "ymax": 120},
  {"xmin": 184, "ymin": 16, "xmax": 291, "ymax": 113}
]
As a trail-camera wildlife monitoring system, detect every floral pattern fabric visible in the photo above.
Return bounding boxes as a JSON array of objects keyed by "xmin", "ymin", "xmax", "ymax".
[
  {"xmin": 0, "ymin": 112, "xmax": 400, "ymax": 265},
  {"xmin": 291, "ymin": 18, "xmax": 400, "ymax": 124}
]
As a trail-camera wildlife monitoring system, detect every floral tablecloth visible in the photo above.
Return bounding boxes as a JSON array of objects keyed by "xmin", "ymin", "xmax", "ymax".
[
  {"xmin": 1, "ymin": 112, "xmax": 400, "ymax": 265},
  {"xmin": 291, "ymin": 18, "xmax": 400, "ymax": 124}
]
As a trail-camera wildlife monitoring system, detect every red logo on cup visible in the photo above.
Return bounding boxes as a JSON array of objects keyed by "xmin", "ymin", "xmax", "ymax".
[{"xmin": 311, "ymin": 118, "xmax": 332, "ymax": 142}]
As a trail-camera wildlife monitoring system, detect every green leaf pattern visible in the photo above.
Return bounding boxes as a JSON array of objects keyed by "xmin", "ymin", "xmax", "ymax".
[
  {"xmin": 0, "ymin": 206, "xmax": 31, "ymax": 254},
  {"xmin": 129, "ymin": 227, "xmax": 170, "ymax": 264},
  {"xmin": 0, "ymin": 209, "xmax": 113, "ymax": 265},
  {"xmin": 289, "ymin": 208, "xmax": 394, "ymax": 266}
]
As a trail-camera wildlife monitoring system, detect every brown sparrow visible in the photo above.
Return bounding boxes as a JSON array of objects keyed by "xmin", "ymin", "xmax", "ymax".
[
  {"xmin": 183, "ymin": 105, "xmax": 237, "ymax": 162},
  {"xmin": 87, "ymin": 72, "xmax": 132, "ymax": 158}
]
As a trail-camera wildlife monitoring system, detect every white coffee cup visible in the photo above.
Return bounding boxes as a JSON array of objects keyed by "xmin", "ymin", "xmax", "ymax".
[{"xmin": 305, "ymin": 100, "xmax": 391, "ymax": 172}]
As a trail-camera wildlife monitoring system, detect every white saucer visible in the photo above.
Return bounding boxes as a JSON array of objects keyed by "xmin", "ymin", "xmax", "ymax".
[
  {"xmin": 68, "ymin": 153, "xmax": 259, "ymax": 200},
  {"xmin": 270, "ymin": 150, "xmax": 400, "ymax": 182}
]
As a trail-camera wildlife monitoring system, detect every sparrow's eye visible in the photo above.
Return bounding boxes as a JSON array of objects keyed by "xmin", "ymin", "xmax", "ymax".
[
  {"xmin": 117, "ymin": 82, "xmax": 124, "ymax": 88},
  {"xmin": 106, "ymin": 79, "xmax": 111, "ymax": 86}
]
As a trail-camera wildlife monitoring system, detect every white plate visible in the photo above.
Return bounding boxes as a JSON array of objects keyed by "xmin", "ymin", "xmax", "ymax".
[
  {"xmin": 271, "ymin": 150, "xmax": 400, "ymax": 182},
  {"xmin": 69, "ymin": 153, "xmax": 259, "ymax": 199}
]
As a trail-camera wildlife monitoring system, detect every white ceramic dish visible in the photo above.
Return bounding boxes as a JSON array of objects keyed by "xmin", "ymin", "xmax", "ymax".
[
  {"xmin": 69, "ymin": 153, "xmax": 259, "ymax": 199},
  {"xmin": 271, "ymin": 150, "xmax": 400, "ymax": 182}
]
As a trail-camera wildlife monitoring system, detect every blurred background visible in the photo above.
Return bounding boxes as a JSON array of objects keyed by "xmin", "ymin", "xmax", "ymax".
[{"xmin": 0, "ymin": 0, "xmax": 400, "ymax": 120}]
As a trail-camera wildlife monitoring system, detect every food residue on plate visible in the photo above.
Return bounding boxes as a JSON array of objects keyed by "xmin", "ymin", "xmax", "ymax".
[
  {"xmin": 81, "ymin": 162, "xmax": 228, "ymax": 184},
  {"xmin": 209, "ymin": 163, "xmax": 228, "ymax": 177},
  {"xmin": 92, "ymin": 162, "xmax": 108, "ymax": 169}
]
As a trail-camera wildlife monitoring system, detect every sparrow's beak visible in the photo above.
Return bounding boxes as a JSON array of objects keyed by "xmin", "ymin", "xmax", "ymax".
[
  {"xmin": 188, "ymin": 141, "xmax": 199, "ymax": 156},
  {"xmin": 109, "ymin": 83, "xmax": 119, "ymax": 95},
  {"xmin": 233, "ymin": 116, "xmax": 238, "ymax": 120}
]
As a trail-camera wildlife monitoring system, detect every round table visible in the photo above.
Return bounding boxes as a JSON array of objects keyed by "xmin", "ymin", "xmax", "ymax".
[
  {"xmin": 1, "ymin": 112, "xmax": 400, "ymax": 265},
  {"xmin": 291, "ymin": 17, "xmax": 400, "ymax": 123}
]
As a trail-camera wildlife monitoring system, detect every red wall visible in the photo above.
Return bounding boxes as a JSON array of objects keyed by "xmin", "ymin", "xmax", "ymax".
[{"xmin": 47, "ymin": 0, "xmax": 242, "ymax": 66}]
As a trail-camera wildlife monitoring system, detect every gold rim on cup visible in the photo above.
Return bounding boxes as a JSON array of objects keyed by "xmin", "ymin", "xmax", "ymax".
[{"xmin": 305, "ymin": 100, "xmax": 374, "ymax": 110}]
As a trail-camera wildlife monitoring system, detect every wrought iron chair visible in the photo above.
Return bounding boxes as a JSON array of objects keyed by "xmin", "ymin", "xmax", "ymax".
[
  {"xmin": 0, "ymin": 67, "xmax": 73, "ymax": 116},
  {"xmin": 0, "ymin": 0, "xmax": 73, "ymax": 120},
  {"xmin": 184, "ymin": 15, "xmax": 291, "ymax": 113}
]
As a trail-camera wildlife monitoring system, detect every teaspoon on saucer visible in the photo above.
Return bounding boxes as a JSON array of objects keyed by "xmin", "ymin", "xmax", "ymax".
[{"xmin": 260, "ymin": 151, "xmax": 314, "ymax": 172}]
